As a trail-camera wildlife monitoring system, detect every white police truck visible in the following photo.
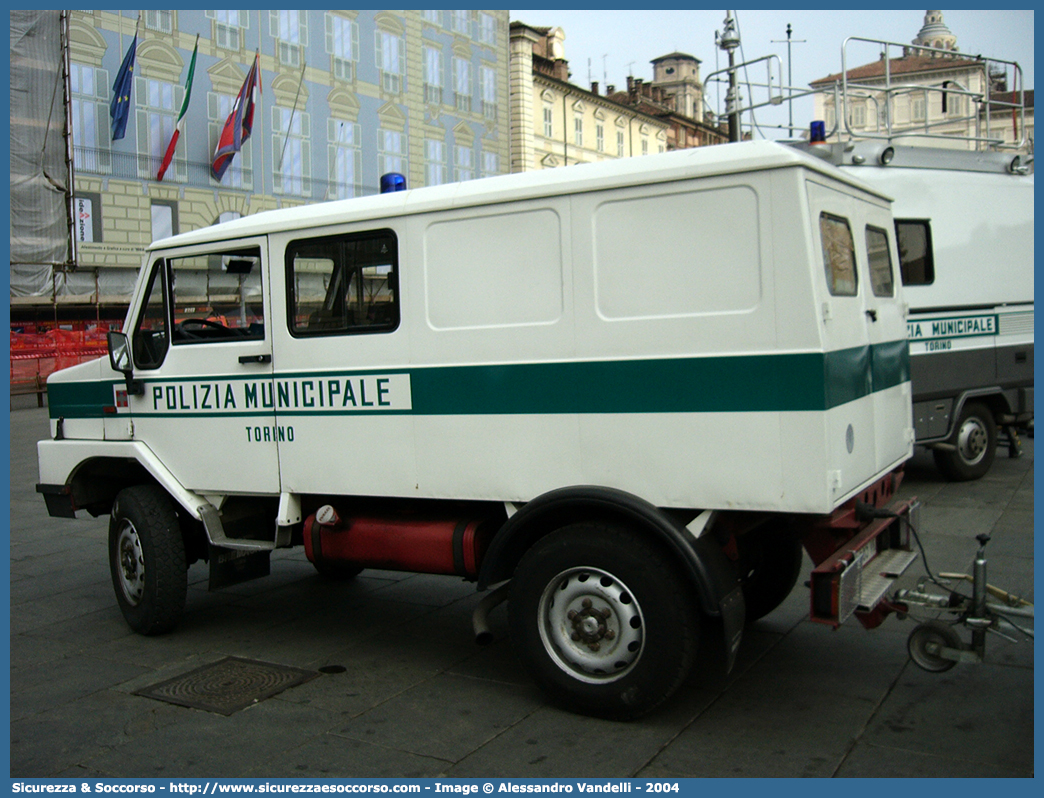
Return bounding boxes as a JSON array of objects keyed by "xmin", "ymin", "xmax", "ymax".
[{"xmin": 38, "ymin": 141, "xmax": 919, "ymax": 718}]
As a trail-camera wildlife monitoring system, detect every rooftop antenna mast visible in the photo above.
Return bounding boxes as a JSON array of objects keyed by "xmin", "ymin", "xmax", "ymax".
[
  {"xmin": 718, "ymin": 10, "xmax": 741, "ymax": 142},
  {"xmin": 771, "ymin": 23, "xmax": 806, "ymax": 137}
]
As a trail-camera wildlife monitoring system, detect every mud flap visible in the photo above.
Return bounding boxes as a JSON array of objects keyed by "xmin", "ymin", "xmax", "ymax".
[
  {"xmin": 208, "ymin": 545, "xmax": 271, "ymax": 590},
  {"xmin": 688, "ymin": 534, "xmax": 745, "ymax": 673},
  {"xmin": 718, "ymin": 586, "xmax": 745, "ymax": 673}
]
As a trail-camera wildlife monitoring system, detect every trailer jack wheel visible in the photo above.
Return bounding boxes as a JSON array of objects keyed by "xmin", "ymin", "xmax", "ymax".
[{"xmin": 907, "ymin": 620, "xmax": 962, "ymax": 672}]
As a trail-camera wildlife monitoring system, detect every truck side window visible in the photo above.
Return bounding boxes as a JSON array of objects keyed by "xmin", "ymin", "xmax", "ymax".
[
  {"xmin": 865, "ymin": 225, "xmax": 894, "ymax": 297},
  {"xmin": 287, "ymin": 230, "xmax": 399, "ymax": 336},
  {"xmin": 895, "ymin": 219, "xmax": 935, "ymax": 286},
  {"xmin": 132, "ymin": 259, "xmax": 169, "ymax": 370},
  {"xmin": 819, "ymin": 213, "xmax": 857, "ymax": 296},
  {"xmin": 171, "ymin": 247, "xmax": 265, "ymax": 344}
]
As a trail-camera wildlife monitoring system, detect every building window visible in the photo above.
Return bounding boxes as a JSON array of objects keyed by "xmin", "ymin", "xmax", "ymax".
[
  {"xmin": 455, "ymin": 144, "xmax": 474, "ymax": 182},
  {"xmin": 451, "ymin": 10, "xmax": 472, "ymax": 38},
  {"xmin": 144, "ymin": 10, "xmax": 173, "ymax": 34},
  {"xmin": 911, "ymin": 96, "xmax": 926, "ymax": 123},
  {"xmin": 481, "ymin": 150, "xmax": 499, "ymax": 178},
  {"xmin": 424, "ymin": 46, "xmax": 443, "ymax": 105},
  {"xmin": 595, "ymin": 123, "xmax": 604, "ymax": 152},
  {"xmin": 273, "ymin": 106, "xmax": 311, "ymax": 196},
  {"xmin": 379, "ymin": 128, "xmax": 406, "ymax": 175},
  {"xmin": 617, "ymin": 130, "xmax": 625, "ymax": 156},
  {"xmin": 216, "ymin": 210, "xmax": 241, "ymax": 225},
  {"xmin": 543, "ymin": 106, "xmax": 553, "ymax": 138},
  {"xmin": 574, "ymin": 117, "xmax": 583, "ymax": 147},
  {"xmin": 150, "ymin": 200, "xmax": 177, "ymax": 241},
  {"xmin": 851, "ymin": 103, "xmax": 867, "ymax": 128},
  {"xmin": 271, "ymin": 10, "xmax": 307, "ymax": 68},
  {"xmin": 480, "ymin": 65, "xmax": 497, "ymax": 120},
  {"xmin": 422, "ymin": 10, "xmax": 443, "ymax": 27},
  {"xmin": 425, "ymin": 139, "xmax": 446, "ymax": 186},
  {"xmin": 641, "ymin": 138, "xmax": 648, "ymax": 155},
  {"xmin": 206, "ymin": 10, "xmax": 246, "ymax": 51},
  {"xmin": 329, "ymin": 119, "xmax": 360, "ymax": 199},
  {"xmin": 478, "ymin": 13, "xmax": 497, "ymax": 46},
  {"xmin": 376, "ymin": 30, "xmax": 405, "ymax": 94},
  {"xmin": 209, "ymin": 91, "xmax": 253, "ymax": 189},
  {"xmin": 136, "ymin": 76, "xmax": 183, "ymax": 180},
  {"xmin": 453, "ymin": 57, "xmax": 472, "ymax": 113},
  {"xmin": 326, "ymin": 13, "xmax": 358, "ymax": 82},
  {"xmin": 69, "ymin": 62, "xmax": 110, "ymax": 173}
]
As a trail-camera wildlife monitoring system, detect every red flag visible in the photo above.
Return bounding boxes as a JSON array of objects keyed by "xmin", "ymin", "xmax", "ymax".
[
  {"xmin": 157, "ymin": 35, "xmax": 199, "ymax": 181},
  {"xmin": 212, "ymin": 52, "xmax": 259, "ymax": 181}
]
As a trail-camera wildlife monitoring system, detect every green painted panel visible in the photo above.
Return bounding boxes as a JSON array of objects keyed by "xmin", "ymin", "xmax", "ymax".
[{"xmin": 46, "ymin": 343, "xmax": 910, "ymax": 420}]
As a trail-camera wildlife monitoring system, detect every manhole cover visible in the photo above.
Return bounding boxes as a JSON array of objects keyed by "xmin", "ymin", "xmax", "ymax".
[{"xmin": 134, "ymin": 657, "xmax": 319, "ymax": 715}]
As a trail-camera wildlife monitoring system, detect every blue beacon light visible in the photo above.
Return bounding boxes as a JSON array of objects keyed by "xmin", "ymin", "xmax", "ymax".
[{"xmin": 380, "ymin": 172, "xmax": 406, "ymax": 193}]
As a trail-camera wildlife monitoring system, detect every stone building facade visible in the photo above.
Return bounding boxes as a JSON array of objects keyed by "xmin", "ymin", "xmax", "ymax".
[
  {"xmin": 809, "ymin": 10, "xmax": 1032, "ymax": 152},
  {"xmin": 509, "ymin": 22, "xmax": 671, "ymax": 172},
  {"xmin": 13, "ymin": 9, "xmax": 510, "ymax": 320}
]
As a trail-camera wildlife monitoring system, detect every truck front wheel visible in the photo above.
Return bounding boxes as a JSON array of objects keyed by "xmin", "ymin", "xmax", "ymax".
[
  {"xmin": 108, "ymin": 485, "xmax": 187, "ymax": 635},
  {"xmin": 509, "ymin": 522, "xmax": 698, "ymax": 720},
  {"xmin": 933, "ymin": 401, "xmax": 997, "ymax": 481}
]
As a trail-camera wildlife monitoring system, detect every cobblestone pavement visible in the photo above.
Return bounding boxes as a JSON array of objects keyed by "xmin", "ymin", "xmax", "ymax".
[{"xmin": 9, "ymin": 406, "xmax": 1034, "ymax": 778}]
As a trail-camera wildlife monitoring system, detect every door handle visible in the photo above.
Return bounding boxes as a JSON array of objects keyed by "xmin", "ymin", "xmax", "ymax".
[
  {"xmin": 238, "ymin": 354, "xmax": 272, "ymax": 364},
  {"xmin": 865, "ymin": 309, "xmax": 878, "ymax": 322}
]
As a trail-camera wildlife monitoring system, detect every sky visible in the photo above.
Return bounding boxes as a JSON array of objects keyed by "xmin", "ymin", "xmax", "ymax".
[{"xmin": 509, "ymin": 9, "xmax": 1034, "ymax": 139}]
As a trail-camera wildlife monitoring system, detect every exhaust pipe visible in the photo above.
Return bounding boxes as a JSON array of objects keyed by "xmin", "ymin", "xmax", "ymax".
[{"xmin": 472, "ymin": 582, "xmax": 511, "ymax": 645}]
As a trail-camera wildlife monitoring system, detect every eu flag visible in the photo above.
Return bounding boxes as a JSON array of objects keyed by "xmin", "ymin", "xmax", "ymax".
[{"xmin": 110, "ymin": 33, "xmax": 137, "ymax": 141}]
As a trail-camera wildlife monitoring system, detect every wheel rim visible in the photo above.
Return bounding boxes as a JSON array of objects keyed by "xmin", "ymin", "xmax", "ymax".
[
  {"xmin": 956, "ymin": 416, "xmax": 989, "ymax": 466},
  {"xmin": 908, "ymin": 622, "xmax": 959, "ymax": 672},
  {"xmin": 536, "ymin": 566, "xmax": 644, "ymax": 684},
  {"xmin": 115, "ymin": 520, "xmax": 145, "ymax": 606}
]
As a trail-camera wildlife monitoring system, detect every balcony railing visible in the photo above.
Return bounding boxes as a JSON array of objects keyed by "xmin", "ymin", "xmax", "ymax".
[{"xmin": 73, "ymin": 147, "xmax": 370, "ymax": 199}]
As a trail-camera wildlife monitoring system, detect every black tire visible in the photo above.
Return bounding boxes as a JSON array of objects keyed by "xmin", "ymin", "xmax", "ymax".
[
  {"xmin": 735, "ymin": 525, "xmax": 804, "ymax": 622},
  {"xmin": 108, "ymin": 485, "xmax": 187, "ymax": 635},
  {"xmin": 933, "ymin": 401, "xmax": 997, "ymax": 481},
  {"xmin": 313, "ymin": 561, "xmax": 364, "ymax": 580},
  {"xmin": 508, "ymin": 522, "xmax": 698, "ymax": 720}
]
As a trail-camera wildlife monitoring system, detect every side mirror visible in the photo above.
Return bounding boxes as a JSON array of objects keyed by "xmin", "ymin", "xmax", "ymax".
[{"xmin": 107, "ymin": 331, "xmax": 144, "ymax": 396}]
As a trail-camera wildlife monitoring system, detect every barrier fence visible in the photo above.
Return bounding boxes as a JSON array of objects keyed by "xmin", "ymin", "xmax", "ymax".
[{"xmin": 10, "ymin": 322, "xmax": 121, "ymax": 404}]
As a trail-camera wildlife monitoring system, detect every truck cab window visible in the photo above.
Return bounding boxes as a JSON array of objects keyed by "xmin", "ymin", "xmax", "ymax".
[
  {"xmin": 132, "ymin": 259, "xmax": 169, "ymax": 369},
  {"xmin": 895, "ymin": 220, "xmax": 935, "ymax": 286},
  {"xmin": 170, "ymin": 247, "xmax": 265, "ymax": 344},
  {"xmin": 865, "ymin": 225, "xmax": 895, "ymax": 297},
  {"xmin": 819, "ymin": 213, "xmax": 857, "ymax": 296},
  {"xmin": 288, "ymin": 230, "xmax": 399, "ymax": 335}
]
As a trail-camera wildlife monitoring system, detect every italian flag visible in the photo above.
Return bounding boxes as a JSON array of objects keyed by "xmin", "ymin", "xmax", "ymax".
[{"xmin": 157, "ymin": 35, "xmax": 199, "ymax": 181}]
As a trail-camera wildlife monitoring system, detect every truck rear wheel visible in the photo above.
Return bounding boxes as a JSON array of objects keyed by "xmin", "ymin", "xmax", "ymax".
[
  {"xmin": 933, "ymin": 401, "xmax": 996, "ymax": 481},
  {"xmin": 508, "ymin": 522, "xmax": 698, "ymax": 720},
  {"xmin": 735, "ymin": 525, "xmax": 804, "ymax": 622},
  {"xmin": 108, "ymin": 485, "xmax": 187, "ymax": 635}
]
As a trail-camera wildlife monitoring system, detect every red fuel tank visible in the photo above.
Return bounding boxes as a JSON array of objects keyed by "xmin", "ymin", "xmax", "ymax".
[{"xmin": 303, "ymin": 509, "xmax": 495, "ymax": 579}]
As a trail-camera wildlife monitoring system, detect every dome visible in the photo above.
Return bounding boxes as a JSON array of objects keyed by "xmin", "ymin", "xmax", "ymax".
[{"xmin": 912, "ymin": 10, "xmax": 958, "ymax": 53}]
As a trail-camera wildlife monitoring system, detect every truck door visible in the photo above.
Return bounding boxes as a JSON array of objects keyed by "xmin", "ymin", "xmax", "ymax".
[
  {"xmin": 807, "ymin": 180, "xmax": 909, "ymax": 499},
  {"xmin": 859, "ymin": 208, "xmax": 913, "ymax": 472},
  {"xmin": 123, "ymin": 236, "xmax": 279, "ymax": 494}
]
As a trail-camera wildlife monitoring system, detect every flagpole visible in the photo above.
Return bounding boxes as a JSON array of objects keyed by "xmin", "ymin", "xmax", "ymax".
[
  {"xmin": 278, "ymin": 58, "xmax": 307, "ymax": 171},
  {"xmin": 257, "ymin": 10, "xmax": 264, "ymax": 199}
]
